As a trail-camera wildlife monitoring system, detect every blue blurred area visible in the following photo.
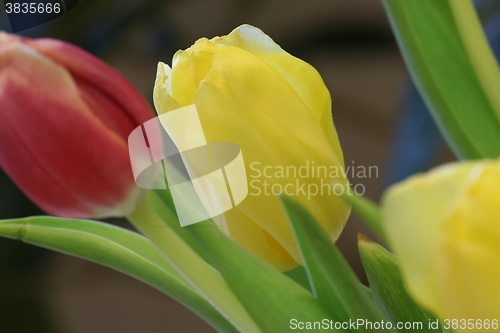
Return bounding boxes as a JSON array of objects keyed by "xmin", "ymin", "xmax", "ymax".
[
  {"xmin": 385, "ymin": 85, "xmax": 443, "ymax": 186},
  {"xmin": 385, "ymin": 0, "xmax": 500, "ymax": 186},
  {"xmin": 483, "ymin": 5, "xmax": 500, "ymax": 56}
]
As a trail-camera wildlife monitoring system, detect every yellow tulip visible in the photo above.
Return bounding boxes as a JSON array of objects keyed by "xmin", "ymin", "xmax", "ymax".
[
  {"xmin": 153, "ymin": 24, "xmax": 350, "ymax": 271},
  {"xmin": 382, "ymin": 160, "xmax": 500, "ymax": 330}
]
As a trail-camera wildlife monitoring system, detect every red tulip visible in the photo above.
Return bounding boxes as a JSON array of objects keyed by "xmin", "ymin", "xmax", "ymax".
[{"xmin": 0, "ymin": 32, "xmax": 154, "ymax": 218}]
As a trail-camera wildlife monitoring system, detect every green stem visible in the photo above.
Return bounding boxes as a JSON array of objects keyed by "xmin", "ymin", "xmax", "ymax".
[
  {"xmin": 145, "ymin": 191, "xmax": 210, "ymax": 262},
  {"xmin": 127, "ymin": 201, "xmax": 261, "ymax": 333},
  {"xmin": 340, "ymin": 192, "xmax": 387, "ymax": 244}
]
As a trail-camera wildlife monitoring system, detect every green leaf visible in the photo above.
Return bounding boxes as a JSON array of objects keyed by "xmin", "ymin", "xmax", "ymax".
[
  {"xmin": 0, "ymin": 216, "xmax": 237, "ymax": 333},
  {"xmin": 284, "ymin": 266, "xmax": 312, "ymax": 292},
  {"xmin": 447, "ymin": 0, "xmax": 500, "ymax": 121},
  {"xmin": 383, "ymin": 0, "xmax": 500, "ymax": 159},
  {"xmin": 153, "ymin": 187, "xmax": 176, "ymax": 215},
  {"xmin": 186, "ymin": 220, "xmax": 342, "ymax": 333},
  {"xmin": 279, "ymin": 195, "xmax": 394, "ymax": 333},
  {"xmin": 358, "ymin": 235, "xmax": 441, "ymax": 332},
  {"xmin": 128, "ymin": 202, "xmax": 261, "ymax": 333}
]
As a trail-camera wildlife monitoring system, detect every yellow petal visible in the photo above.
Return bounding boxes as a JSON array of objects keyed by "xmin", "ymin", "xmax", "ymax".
[
  {"xmin": 153, "ymin": 25, "xmax": 350, "ymax": 269},
  {"xmin": 382, "ymin": 161, "xmax": 482, "ymax": 314},
  {"xmin": 215, "ymin": 25, "xmax": 344, "ymax": 165},
  {"xmin": 153, "ymin": 62, "xmax": 181, "ymax": 114},
  {"xmin": 191, "ymin": 45, "xmax": 348, "ymax": 263},
  {"xmin": 437, "ymin": 163, "xmax": 500, "ymax": 324},
  {"xmin": 213, "ymin": 207, "xmax": 297, "ymax": 271},
  {"xmin": 170, "ymin": 50, "xmax": 198, "ymax": 107}
]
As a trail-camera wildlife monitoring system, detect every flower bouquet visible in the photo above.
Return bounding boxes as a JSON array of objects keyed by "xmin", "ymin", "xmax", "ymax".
[{"xmin": 0, "ymin": 1, "xmax": 498, "ymax": 332}]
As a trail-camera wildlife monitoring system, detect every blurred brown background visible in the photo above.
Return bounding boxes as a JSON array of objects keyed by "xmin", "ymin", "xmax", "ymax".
[{"xmin": 0, "ymin": 0, "xmax": 451, "ymax": 332}]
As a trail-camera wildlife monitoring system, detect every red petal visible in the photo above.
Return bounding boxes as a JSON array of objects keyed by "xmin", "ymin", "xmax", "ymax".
[
  {"xmin": 0, "ymin": 41, "xmax": 137, "ymax": 218},
  {"xmin": 25, "ymin": 38, "xmax": 155, "ymax": 129}
]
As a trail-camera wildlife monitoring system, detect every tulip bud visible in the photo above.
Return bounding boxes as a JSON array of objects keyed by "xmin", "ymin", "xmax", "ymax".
[
  {"xmin": 0, "ymin": 32, "xmax": 154, "ymax": 218},
  {"xmin": 153, "ymin": 25, "xmax": 350, "ymax": 271},
  {"xmin": 382, "ymin": 160, "xmax": 500, "ymax": 329}
]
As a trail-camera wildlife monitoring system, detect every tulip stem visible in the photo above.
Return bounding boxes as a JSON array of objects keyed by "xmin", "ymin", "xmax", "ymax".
[
  {"xmin": 340, "ymin": 193, "xmax": 388, "ymax": 244},
  {"xmin": 127, "ymin": 200, "xmax": 261, "ymax": 333},
  {"xmin": 145, "ymin": 191, "xmax": 211, "ymax": 262}
]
